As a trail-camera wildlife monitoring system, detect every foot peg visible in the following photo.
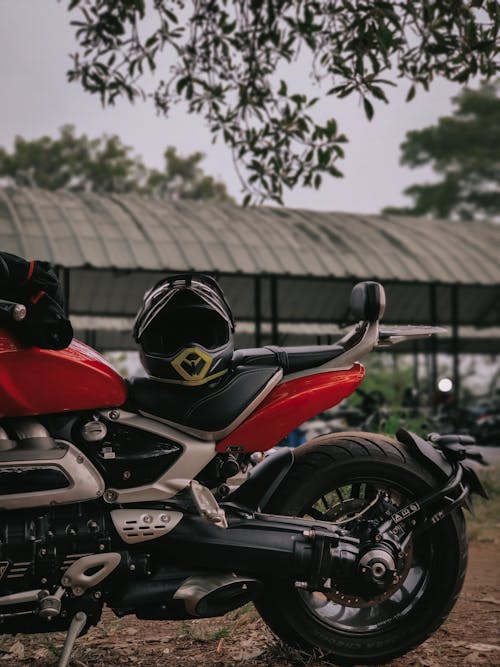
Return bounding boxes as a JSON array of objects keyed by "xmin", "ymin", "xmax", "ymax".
[
  {"xmin": 190, "ymin": 480, "xmax": 228, "ymax": 528},
  {"xmin": 58, "ymin": 611, "xmax": 87, "ymax": 667}
]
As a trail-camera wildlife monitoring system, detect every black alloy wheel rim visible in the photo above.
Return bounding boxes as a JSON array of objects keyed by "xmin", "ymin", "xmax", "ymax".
[{"xmin": 297, "ymin": 476, "xmax": 432, "ymax": 634}]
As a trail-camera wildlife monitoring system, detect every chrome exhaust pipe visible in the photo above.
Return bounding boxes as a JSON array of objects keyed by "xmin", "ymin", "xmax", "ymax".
[{"xmin": 174, "ymin": 573, "xmax": 261, "ymax": 617}]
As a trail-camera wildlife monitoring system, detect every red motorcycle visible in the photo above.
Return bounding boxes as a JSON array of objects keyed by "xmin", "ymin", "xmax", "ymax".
[{"xmin": 0, "ymin": 257, "xmax": 487, "ymax": 666}]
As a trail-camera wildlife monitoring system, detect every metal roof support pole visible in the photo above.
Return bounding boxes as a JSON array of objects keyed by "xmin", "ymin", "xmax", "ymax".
[
  {"xmin": 424, "ymin": 348, "xmax": 431, "ymax": 407},
  {"xmin": 451, "ymin": 284, "xmax": 460, "ymax": 424},
  {"xmin": 63, "ymin": 268, "xmax": 70, "ymax": 318},
  {"xmin": 413, "ymin": 341, "xmax": 419, "ymax": 394},
  {"xmin": 55, "ymin": 266, "xmax": 71, "ymax": 318},
  {"xmin": 429, "ymin": 284, "xmax": 438, "ymax": 415},
  {"xmin": 271, "ymin": 276, "xmax": 279, "ymax": 345},
  {"xmin": 254, "ymin": 276, "xmax": 262, "ymax": 347},
  {"xmin": 84, "ymin": 329, "xmax": 97, "ymax": 350}
]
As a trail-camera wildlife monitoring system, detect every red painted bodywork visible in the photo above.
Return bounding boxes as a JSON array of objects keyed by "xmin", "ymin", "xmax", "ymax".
[
  {"xmin": 216, "ymin": 364, "xmax": 365, "ymax": 453},
  {"xmin": 0, "ymin": 329, "xmax": 126, "ymax": 418}
]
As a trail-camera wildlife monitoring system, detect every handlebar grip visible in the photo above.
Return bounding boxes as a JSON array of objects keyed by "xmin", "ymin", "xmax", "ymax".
[{"xmin": 0, "ymin": 299, "xmax": 27, "ymax": 323}]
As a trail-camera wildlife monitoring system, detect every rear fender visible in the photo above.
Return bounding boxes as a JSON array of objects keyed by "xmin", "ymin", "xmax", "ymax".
[
  {"xmin": 232, "ymin": 430, "xmax": 447, "ymax": 513},
  {"xmin": 225, "ymin": 429, "xmax": 487, "ymax": 517},
  {"xmin": 396, "ymin": 428, "xmax": 454, "ymax": 479},
  {"xmin": 397, "ymin": 428, "xmax": 488, "ymax": 503}
]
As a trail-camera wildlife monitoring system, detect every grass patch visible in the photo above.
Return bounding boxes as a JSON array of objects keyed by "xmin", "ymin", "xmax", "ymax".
[
  {"xmin": 178, "ymin": 603, "xmax": 261, "ymax": 643},
  {"xmin": 467, "ymin": 463, "xmax": 500, "ymax": 541},
  {"xmin": 263, "ymin": 641, "xmax": 339, "ymax": 666},
  {"xmin": 183, "ymin": 622, "xmax": 231, "ymax": 643}
]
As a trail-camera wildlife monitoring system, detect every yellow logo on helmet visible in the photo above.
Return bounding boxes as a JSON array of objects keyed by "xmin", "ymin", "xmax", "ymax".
[{"xmin": 172, "ymin": 347, "xmax": 213, "ymax": 384}]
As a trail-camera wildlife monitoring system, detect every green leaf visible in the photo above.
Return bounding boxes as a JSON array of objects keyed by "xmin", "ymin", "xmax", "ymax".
[
  {"xmin": 363, "ymin": 98, "xmax": 374, "ymax": 120},
  {"xmin": 370, "ymin": 86, "xmax": 388, "ymax": 103},
  {"xmin": 325, "ymin": 118, "xmax": 337, "ymax": 138},
  {"xmin": 176, "ymin": 77, "xmax": 189, "ymax": 95},
  {"xmin": 164, "ymin": 9, "xmax": 179, "ymax": 23},
  {"xmin": 406, "ymin": 85, "xmax": 416, "ymax": 102},
  {"xmin": 328, "ymin": 165, "xmax": 343, "ymax": 178},
  {"xmin": 378, "ymin": 25, "xmax": 394, "ymax": 49}
]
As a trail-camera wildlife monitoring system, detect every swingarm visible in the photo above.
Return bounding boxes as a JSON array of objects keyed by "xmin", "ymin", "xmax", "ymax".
[{"xmin": 154, "ymin": 506, "xmax": 361, "ymax": 598}]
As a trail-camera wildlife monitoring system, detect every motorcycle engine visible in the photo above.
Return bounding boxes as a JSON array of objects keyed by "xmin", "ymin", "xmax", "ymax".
[
  {"xmin": 0, "ymin": 419, "xmax": 114, "ymax": 597},
  {"xmin": 0, "ymin": 417, "xmax": 190, "ymax": 635},
  {"xmin": 0, "ymin": 503, "xmax": 110, "ymax": 595}
]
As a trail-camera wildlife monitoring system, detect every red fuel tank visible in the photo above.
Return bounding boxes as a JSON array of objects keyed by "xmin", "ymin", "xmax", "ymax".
[{"xmin": 0, "ymin": 329, "xmax": 127, "ymax": 418}]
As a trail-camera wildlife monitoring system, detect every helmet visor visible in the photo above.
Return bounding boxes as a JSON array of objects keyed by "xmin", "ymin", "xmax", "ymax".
[{"xmin": 141, "ymin": 305, "xmax": 229, "ymax": 355}]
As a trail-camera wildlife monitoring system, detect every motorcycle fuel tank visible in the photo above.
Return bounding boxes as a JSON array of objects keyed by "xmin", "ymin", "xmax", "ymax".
[{"xmin": 0, "ymin": 329, "xmax": 127, "ymax": 417}]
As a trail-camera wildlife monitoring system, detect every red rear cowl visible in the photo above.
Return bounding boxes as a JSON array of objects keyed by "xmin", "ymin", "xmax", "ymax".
[{"xmin": 216, "ymin": 364, "xmax": 365, "ymax": 453}]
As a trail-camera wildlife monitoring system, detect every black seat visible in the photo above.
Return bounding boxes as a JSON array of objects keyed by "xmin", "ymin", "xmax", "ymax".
[
  {"xmin": 128, "ymin": 365, "xmax": 280, "ymax": 436},
  {"xmin": 232, "ymin": 344, "xmax": 344, "ymax": 374}
]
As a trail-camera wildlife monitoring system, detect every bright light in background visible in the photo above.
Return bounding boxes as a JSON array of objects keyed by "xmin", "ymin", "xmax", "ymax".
[{"xmin": 438, "ymin": 378, "xmax": 453, "ymax": 393}]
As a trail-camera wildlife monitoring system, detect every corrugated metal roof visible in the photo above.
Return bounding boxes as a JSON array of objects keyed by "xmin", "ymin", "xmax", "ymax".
[{"xmin": 1, "ymin": 187, "xmax": 499, "ymax": 286}]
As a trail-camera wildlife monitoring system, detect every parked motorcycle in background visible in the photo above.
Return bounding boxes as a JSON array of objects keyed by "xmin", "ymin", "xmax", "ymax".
[
  {"xmin": 0, "ymin": 253, "xmax": 488, "ymax": 666},
  {"xmin": 457, "ymin": 389, "xmax": 500, "ymax": 446}
]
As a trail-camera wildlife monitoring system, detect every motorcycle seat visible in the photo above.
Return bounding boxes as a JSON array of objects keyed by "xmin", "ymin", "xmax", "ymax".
[
  {"xmin": 128, "ymin": 365, "xmax": 281, "ymax": 439},
  {"xmin": 232, "ymin": 344, "xmax": 345, "ymax": 374}
]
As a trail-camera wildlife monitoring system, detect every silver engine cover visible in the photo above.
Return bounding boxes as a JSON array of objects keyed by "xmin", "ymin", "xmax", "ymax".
[{"xmin": 0, "ymin": 420, "xmax": 105, "ymax": 510}]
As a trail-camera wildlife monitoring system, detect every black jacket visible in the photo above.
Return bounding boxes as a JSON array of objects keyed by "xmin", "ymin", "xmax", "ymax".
[{"xmin": 0, "ymin": 251, "xmax": 73, "ymax": 349}]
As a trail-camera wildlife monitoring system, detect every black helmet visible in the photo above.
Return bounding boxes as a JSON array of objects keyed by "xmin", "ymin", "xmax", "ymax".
[{"xmin": 133, "ymin": 274, "xmax": 235, "ymax": 386}]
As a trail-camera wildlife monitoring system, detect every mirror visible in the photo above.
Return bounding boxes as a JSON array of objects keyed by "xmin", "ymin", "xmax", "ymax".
[{"xmin": 350, "ymin": 281, "xmax": 386, "ymax": 323}]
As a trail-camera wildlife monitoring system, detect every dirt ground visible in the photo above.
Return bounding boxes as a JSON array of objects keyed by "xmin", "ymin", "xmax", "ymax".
[{"xmin": 1, "ymin": 534, "xmax": 498, "ymax": 667}]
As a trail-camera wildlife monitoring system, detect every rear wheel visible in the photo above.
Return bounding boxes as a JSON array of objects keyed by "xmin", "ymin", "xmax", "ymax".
[{"xmin": 256, "ymin": 433, "xmax": 468, "ymax": 665}]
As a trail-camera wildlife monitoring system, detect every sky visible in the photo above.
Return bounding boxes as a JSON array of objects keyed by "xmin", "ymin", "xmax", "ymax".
[{"xmin": 0, "ymin": 1, "xmax": 470, "ymax": 213}]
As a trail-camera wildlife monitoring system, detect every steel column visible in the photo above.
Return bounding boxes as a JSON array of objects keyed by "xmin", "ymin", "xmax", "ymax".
[
  {"xmin": 451, "ymin": 284, "xmax": 460, "ymax": 420},
  {"xmin": 63, "ymin": 268, "xmax": 70, "ymax": 317},
  {"xmin": 429, "ymin": 284, "xmax": 438, "ymax": 414},
  {"xmin": 271, "ymin": 277, "xmax": 279, "ymax": 345},
  {"xmin": 413, "ymin": 341, "xmax": 419, "ymax": 393},
  {"xmin": 254, "ymin": 276, "xmax": 262, "ymax": 347}
]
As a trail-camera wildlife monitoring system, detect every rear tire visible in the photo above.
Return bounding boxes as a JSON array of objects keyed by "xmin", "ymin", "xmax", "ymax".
[{"xmin": 256, "ymin": 432, "xmax": 467, "ymax": 665}]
